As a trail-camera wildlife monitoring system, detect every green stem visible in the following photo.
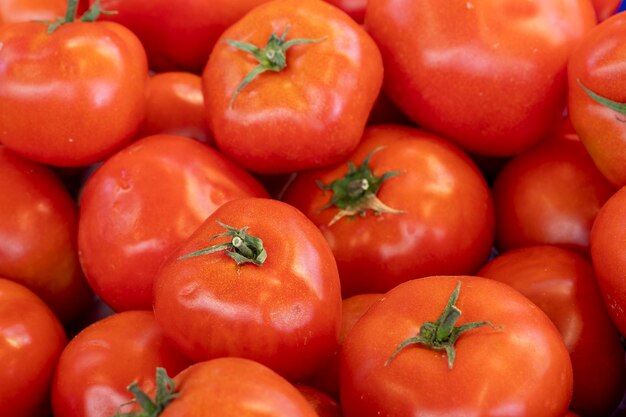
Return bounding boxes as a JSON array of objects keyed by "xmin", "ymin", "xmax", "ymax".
[
  {"xmin": 578, "ymin": 78, "xmax": 626, "ymax": 117},
  {"xmin": 40, "ymin": 0, "xmax": 117, "ymax": 33},
  {"xmin": 111, "ymin": 368, "xmax": 179, "ymax": 417}
]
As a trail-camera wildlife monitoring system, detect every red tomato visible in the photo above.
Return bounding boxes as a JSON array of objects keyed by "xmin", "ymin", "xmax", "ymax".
[
  {"xmin": 324, "ymin": 0, "xmax": 366, "ymax": 23},
  {"xmin": 492, "ymin": 133, "xmax": 616, "ymax": 254},
  {"xmin": 0, "ymin": 13, "xmax": 148, "ymax": 166},
  {"xmin": 0, "ymin": 278, "xmax": 67, "ymax": 417},
  {"xmin": 295, "ymin": 384, "xmax": 342, "ymax": 417},
  {"xmin": 0, "ymin": 146, "xmax": 93, "ymax": 323},
  {"xmin": 91, "ymin": 0, "xmax": 272, "ymax": 73},
  {"xmin": 478, "ymin": 246, "xmax": 625, "ymax": 417},
  {"xmin": 119, "ymin": 358, "xmax": 318, "ymax": 417},
  {"xmin": 153, "ymin": 197, "xmax": 342, "ymax": 382},
  {"xmin": 364, "ymin": 0, "xmax": 596, "ymax": 157},
  {"xmin": 78, "ymin": 134, "xmax": 268, "ymax": 312},
  {"xmin": 568, "ymin": 12, "xmax": 626, "ymax": 187},
  {"xmin": 340, "ymin": 276, "xmax": 573, "ymax": 417},
  {"xmin": 52, "ymin": 311, "xmax": 191, "ymax": 417},
  {"xmin": 0, "ymin": 0, "xmax": 65, "ymax": 26},
  {"xmin": 139, "ymin": 72, "xmax": 212, "ymax": 145},
  {"xmin": 203, "ymin": 0, "xmax": 383, "ymax": 174},
  {"xmin": 590, "ymin": 185, "xmax": 626, "ymax": 335},
  {"xmin": 282, "ymin": 125, "xmax": 495, "ymax": 297}
]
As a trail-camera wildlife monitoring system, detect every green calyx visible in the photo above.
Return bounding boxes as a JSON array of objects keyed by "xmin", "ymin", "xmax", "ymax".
[
  {"xmin": 385, "ymin": 282, "xmax": 501, "ymax": 369},
  {"xmin": 178, "ymin": 221, "xmax": 267, "ymax": 266},
  {"xmin": 40, "ymin": 0, "xmax": 117, "ymax": 34},
  {"xmin": 225, "ymin": 25, "xmax": 326, "ymax": 108},
  {"xmin": 578, "ymin": 78, "xmax": 626, "ymax": 116},
  {"xmin": 316, "ymin": 146, "xmax": 404, "ymax": 226},
  {"xmin": 111, "ymin": 368, "xmax": 178, "ymax": 417}
]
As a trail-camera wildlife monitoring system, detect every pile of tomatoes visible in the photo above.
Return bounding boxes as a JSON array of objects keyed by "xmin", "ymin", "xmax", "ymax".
[{"xmin": 1, "ymin": 0, "xmax": 626, "ymax": 416}]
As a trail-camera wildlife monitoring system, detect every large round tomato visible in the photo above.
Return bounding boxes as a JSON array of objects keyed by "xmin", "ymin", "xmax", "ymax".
[
  {"xmin": 0, "ymin": 146, "xmax": 93, "ymax": 323},
  {"xmin": 52, "ymin": 311, "xmax": 191, "ymax": 417},
  {"xmin": 203, "ymin": 0, "xmax": 383, "ymax": 174},
  {"xmin": 0, "ymin": 15, "xmax": 148, "ymax": 166},
  {"xmin": 282, "ymin": 125, "xmax": 495, "ymax": 296},
  {"xmin": 0, "ymin": 278, "xmax": 67, "ymax": 417},
  {"xmin": 590, "ymin": 185, "xmax": 626, "ymax": 335},
  {"xmin": 492, "ymin": 132, "xmax": 616, "ymax": 255},
  {"xmin": 340, "ymin": 276, "xmax": 573, "ymax": 417},
  {"xmin": 78, "ymin": 134, "xmax": 268, "ymax": 312},
  {"xmin": 568, "ymin": 12, "xmax": 626, "ymax": 187},
  {"xmin": 364, "ymin": 0, "xmax": 596, "ymax": 157},
  {"xmin": 478, "ymin": 246, "xmax": 625, "ymax": 417},
  {"xmin": 153, "ymin": 197, "xmax": 342, "ymax": 382}
]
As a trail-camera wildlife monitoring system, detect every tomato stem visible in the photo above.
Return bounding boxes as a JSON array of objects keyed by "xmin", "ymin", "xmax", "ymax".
[
  {"xmin": 225, "ymin": 25, "xmax": 327, "ymax": 108},
  {"xmin": 385, "ymin": 282, "xmax": 501, "ymax": 369},
  {"xmin": 578, "ymin": 78, "xmax": 626, "ymax": 118},
  {"xmin": 111, "ymin": 367, "xmax": 179, "ymax": 417},
  {"xmin": 316, "ymin": 146, "xmax": 404, "ymax": 226},
  {"xmin": 178, "ymin": 221, "xmax": 267, "ymax": 266},
  {"xmin": 40, "ymin": 0, "xmax": 117, "ymax": 33}
]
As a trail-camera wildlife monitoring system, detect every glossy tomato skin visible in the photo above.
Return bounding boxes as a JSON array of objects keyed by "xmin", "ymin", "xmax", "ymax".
[
  {"xmin": 365, "ymin": 0, "xmax": 596, "ymax": 157},
  {"xmin": 203, "ymin": 0, "xmax": 383, "ymax": 174},
  {"xmin": 0, "ymin": 20, "xmax": 148, "ymax": 167},
  {"xmin": 323, "ymin": 0, "xmax": 366, "ymax": 23},
  {"xmin": 0, "ymin": 278, "xmax": 67, "ymax": 417},
  {"xmin": 153, "ymin": 198, "xmax": 342, "ymax": 382},
  {"xmin": 340, "ymin": 276, "xmax": 573, "ymax": 417},
  {"xmin": 282, "ymin": 125, "xmax": 495, "ymax": 297},
  {"xmin": 91, "ymin": 0, "xmax": 272, "ymax": 72},
  {"xmin": 478, "ymin": 246, "xmax": 625, "ymax": 417},
  {"xmin": 0, "ymin": 146, "xmax": 93, "ymax": 323},
  {"xmin": 139, "ymin": 72, "xmax": 211, "ymax": 144},
  {"xmin": 492, "ymin": 133, "xmax": 616, "ymax": 255},
  {"xmin": 78, "ymin": 134, "xmax": 268, "ymax": 312},
  {"xmin": 568, "ymin": 12, "xmax": 626, "ymax": 187},
  {"xmin": 0, "ymin": 0, "xmax": 65, "ymax": 26},
  {"xmin": 590, "ymin": 185, "xmax": 626, "ymax": 335},
  {"xmin": 153, "ymin": 358, "xmax": 318, "ymax": 417},
  {"xmin": 52, "ymin": 311, "xmax": 191, "ymax": 417}
]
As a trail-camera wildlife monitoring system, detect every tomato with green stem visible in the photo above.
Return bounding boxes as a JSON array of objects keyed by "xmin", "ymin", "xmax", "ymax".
[
  {"xmin": 340, "ymin": 276, "xmax": 573, "ymax": 417},
  {"xmin": 0, "ymin": 0, "xmax": 148, "ymax": 167},
  {"xmin": 153, "ymin": 197, "xmax": 342, "ymax": 382},
  {"xmin": 203, "ymin": 0, "xmax": 383, "ymax": 174}
]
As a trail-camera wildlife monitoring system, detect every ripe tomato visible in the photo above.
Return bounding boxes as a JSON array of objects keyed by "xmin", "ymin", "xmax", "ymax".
[
  {"xmin": 590, "ymin": 185, "xmax": 626, "ymax": 335},
  {"xmin": 364, "ymin": 0, "xmax": 596, "ymax": 157},
  {"xmin": 568, "ymin": 12, "xmax": 626, "ymax": 187},
  {"xmin": 52, "ymin": 311, "xmax": 191, "ymax": 417},
  {"xmin": 0, "ymin": 0, "xmax": 65, "ymax": 26},
  {"xmin": 0, "ymin": 146, "xmax": 93, "ymax": 323},
  {"xmin": 0, "ymin": 278, "xmax": 67, "ymax": 417},
  {"xmin": 478, "ymin": 245, "xmax": 625, "ymax": 417},
  {"xmin": 116, "ymin": 358, "xmax": 318, "ymax": 417},
  {"xmin": 92, "ymin": 0, "xmax": 272, "ymax": 72},
  {"xmin": 340, "ymin": 276, "xmax": 573, "ymax": 417},
  {"xmin": 153, "ymin": 197, "xmax": 342, "ymax": 382},
  {"xmin": 78, "ymin": 134, "xmax": 268, "ymax": 312},
  {"xmin": 139, "ymin": 72, "xmax": 211, "ymax": 145},
  {"xmin": 203, "ymin": 0, "xmax": 383, "ymax": 174},
  {"xmin": 0, "ymin": 9, "xmax": 148, "ymax": 166},
  {"xmin": 282, "ymin": 125, "xmax": 495, "ymax": 297},
  {"xmin": 492, "ymin": 132, "xmax": 616, "ymax": 255}
]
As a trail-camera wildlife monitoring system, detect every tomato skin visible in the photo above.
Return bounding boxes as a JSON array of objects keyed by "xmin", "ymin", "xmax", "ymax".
[
  {"xmin": 91, "ymin": 0, "xmax": 272, "ymax": 73},
  {"xmin": 364, "ymin": 0, "xmax": 596, "ymax": 157},
  {"xmin": 478, "ymin": 246, "xmax": 625, "ymax": 417},
  {"xmin": 203, "ymin": 0, "xmax": 383, "ymax": 174},
  {"xmin": 0, "ymin": 278, "xmax": 67, "ymax": 417},
  {"xmin": 323, "ymin": 0, "xmax": 366, "ymax": 23},
  {"xmin": 0, "ymin": 0, "xmax": 65, "ymax": 27},
  {"xmin": 153, "ymin": 197, "xmax": 342, "ymax": 382},
  {"xmin": 78, "ymin": 134, "xmax": 268, "ymax": 312},
  {"xmin": 592, "ymin": 0, "xmax": 621, "ymax": 21},
  {"xmin": 492, "ymin": 134, "xmax": 616, "ymax": 255},
  {"xmin": 0, "ymin": 146, "xmax": 93, "ymax": 323},
  {"xmin": 51, "ymin": 311, "xmax": 191, "ymax": 417},
  {"xmin": 340, "ymin": 276, "xmax": 573, "ymax": 417},
  {"xmin": 282, "ymin": 125, "xmax": 495, "ymax": 297},
  {"xmin": 0, "ymin": 20, "xmax": 148, "ymax": 167},
  {"xmin": 295, "ymin": 384, "xmax": 342, "ymax": 417},
  {"xmin": 139, "ymin": 72, "xmax": 212, "ymax": 145},
  {"xmin": 568, "ymin": 12, "xmax": 626, "ymax": 187},
  {"xmin": 590, "ymin": 185, "xmax": 626, "ymax": 335}
]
